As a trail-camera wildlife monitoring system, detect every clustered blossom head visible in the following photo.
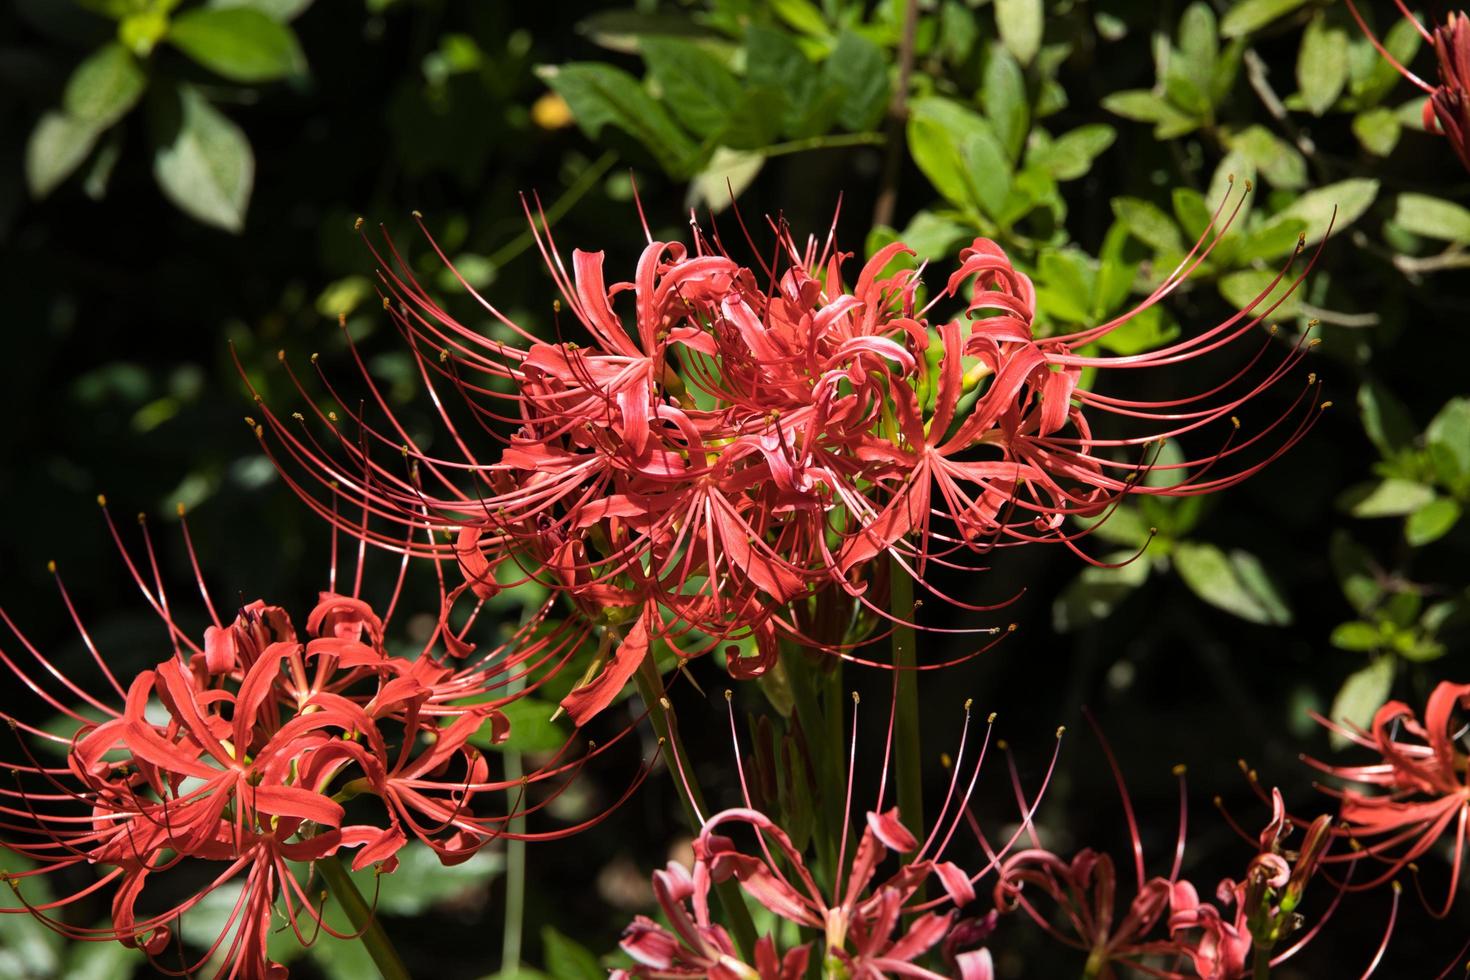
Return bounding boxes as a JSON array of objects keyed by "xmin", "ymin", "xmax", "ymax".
[
  {"xmin": 1307, "ymin": 679, "xmax": 1470, "ymax": 918},
  {"xmin": 615, "ymin": 690, "xmax": 1060, "ymax": 978},
  {"xmin": 0, "ymin": 502, "xmax": 642, "ymax": 977},
  {"xmin": 250, "ymin": 189, "xmax": 1324, "ymax": 726},
  {"xmin": 994, "ymin": 724, "xmax": 1394, "ymax": 979},
  {"xmin": 1348, "ymin": 0, "xmax": 1470, "ymax": 171}
]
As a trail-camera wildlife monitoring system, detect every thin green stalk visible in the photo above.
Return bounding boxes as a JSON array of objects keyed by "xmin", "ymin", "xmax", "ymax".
[
  {"xmin": 318, "ymin": 854, "xmax": 410, "ymax": 980},
  {"xmin": 888, "ymin": 555, "xmax": 923, "ymax": 837},
  {"xmin": 783, "ymin": 646, "xmax": 843, "ymax": 886},
  {"xmin": 500, "ymin": 669, "xmax": 527, "ymax": 974},
  {"xmin": 484, "ymin": 149, "xmax": 618, "ymax": 270},
  {"xmin": 633, "ymin": 657, "xmax": 758, "ymax": 959},
  {"xmin": 1253, "ymin": 951, "xmax": 1271, "ymax": 980},
  {"xmin": 757, "ymin": 131, "xmax": 886, "ymax": 159}
]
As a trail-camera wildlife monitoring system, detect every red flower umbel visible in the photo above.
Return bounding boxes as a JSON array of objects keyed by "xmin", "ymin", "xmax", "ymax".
[
  {"xmin": 0, "ymin": 501, "xmax": 645, "ymax": 977},
  {"xmin": 1307, "ymin": 680, "xmax": 1470, "ymax": 917},
  {"xmin": 1348, "ymin": 1, "xmax": 1470, "ymax": 171},
  {"xmin": 250, "ymin": 192, "xmax": 1322, "ymax": 724}
]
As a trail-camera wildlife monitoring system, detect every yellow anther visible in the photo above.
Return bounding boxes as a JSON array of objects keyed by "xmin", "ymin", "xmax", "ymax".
[
  {"xmin": 338, "ymin": 313, "xmax": 347, "ymax": 328},
  {"xmin": 659, "ymin": 697, "xmax": 672, "ymax": 710},
  {"xmin": 311, "ymin": 353, "xmax": 319, "ymax": 364},
  {"xmin": 46, "ymin": 560, "xmax": 56, "ymax": 573},
  {"xmin": 1172, "ymin": 763, "xmax": 1187, "ymax": 776},
  {"xmin": 1320, "ymin": 401, "xmax": 1334, "ymax": 409},
  {"xmin": 1244, "ymin": 179, "xmax": 1253, "ymax": 192},
  {"xmin": 244, "ymin": 415, "xmax": 256, "ymax": 426},
  {"xmin": 276, "ymin": 349, "xmax": 286, "ymax": 362},
  {"xmin": 724, "ymin": 690, "xmax": 733, "ymax": 701},
  {"xmin": 964, "ymin": 698, "xmax": 973, "ymax": 711},
  {"xmin": 382, "ymin": 296, "xmax": 391, "ymax": 310},
  {"xmin": 412, "ymin": 209, "xmax": 423, "ymax": 219},
  {"xmin": 354, "ymin": 217, "xmax": 364, "ymax": 231},
  {"xmin": 96, "ymin": 493, "xmax": 107, "ymax": 507},
  {"xmin": 292, "ymin": 412, "xmax": 304, "ymax": 422},
  {"xmin": 940, "ymin": 752, "xmax": 952, "ymax": 768},
  {"xmin": 987, "ymin": 711, "xmax": 997, "ymax": 723},
  {"xmin": 327, "ymin": 411, "xmax": 338, "ymax": 422},
  {"xmin": 177, "ymin": 502, "xmax": 186, "ymax": 517},
  {"xmin": 1055, "ymin": 725, "xmax": 1066, "ymax": 739},
  {"xmin": 1231, "ymin": 416, "xmax": 1241, "ymax": 429}
]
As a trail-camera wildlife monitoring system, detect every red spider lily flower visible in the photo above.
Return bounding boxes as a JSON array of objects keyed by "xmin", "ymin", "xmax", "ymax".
[
  {"xmin": 616, "ymin": 688, "xmax": 1059, "ymax": 978},
  {"xmin": 0, "ymin": 501, "xmax": 650, "ymax": 976},
  {"xmin": 1348, "ymin": 1, "xmax": 1470, "ymax": 171},
  {"xmin": 245, "ymin": 187, "xmax": 1324, "ymax": 725},
  {"xmin": 1305, "ymin": 680, "xmax": 1470, "ymax": 917}
]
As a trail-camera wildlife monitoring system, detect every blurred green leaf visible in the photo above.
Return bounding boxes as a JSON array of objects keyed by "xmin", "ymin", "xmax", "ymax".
[
  {"xmin": 168, "ymin": 7, "xmax": 306, "ymax": 83},
  {"xmin": 475, "ymin": 697, "xmax": 570, "ymax": 753},
  {"xmin": 1029, "ymin": 124, "xmax": 1114, "ymax": 180},
  {"xmin": 65, "ymin": 42, "xmax": 146, "ymax": 129},
  {"xmin": 25, "ymin": 111, "xmax": 102, "ymax": 198},
  {"xmin": 823, "ymin": 31, "xmax": 888, "ymax": 131},
  {"xmin": 1406, "ymin": 497, "xmax": 1461, "ymax": 545},
  {"xmin": 1426, "ymin": 398, "xmax": 1470, "ymax": 482},
  {"xmin": 1101, "ymin": 90, "xmax": 1199, "ymax": 138},
  {"xmin": 206, "ymin": 0, "xmax": 318, "ymax": 21},
  {"xmin": 540, "ymin": 927, "xmax": 604, "ymax": 980},
  {"xmin": 151, "ymin": 85, "xmax": 255, "ymax": 232},
  {"xmin": 578, "ymin": 10, "xmax": 719, "ymax": 55},
  {"xmin": 908, "ymin": 97, "xmax": 1010, "ymax": 217},
  {"xmin": 1173, "ymin": 542, "xmax": 1292, "ymax": 625},
  {"xmin": 994, "ymin": 0, "xmax": 1043, "ymax": 65},
  {"xmin": 1052, "ymin": 550, "xmax": 1153, "ymax": 632},
  {"xmin": 982, "ymin": 48, "xmax": 1030, "ymax": 162},
  {"xmin": 1218, "ymin": 268, "xmax": 1303, "ymax": 320},
  {"xmin": 1221, "ymin": 0, "xmax": 1309, "ymax": 39},
  {"xmin": 1257, "ymin": 178, "xmax": 1379, "ymax": 248},
  {"xmin": 1352, "ymin": 107, "xmax": 1400, "ymax": 156},
  {"xmin": 1331, "ymin": 531, "xmax": 1382, "ymax": 613},
  {"xmin": 1297, "ymin": 13, "xmax": 1348, "ymax": 116},
  {"xmin": 1339, "ymin": 478, "xmax": 1436, "ymax": 517},
  {"xmin": 1330, "ymin": 621, "xmax": 1381, "ymax": 652},
  {"xmin": 641, "ymin": 38, "xmax": 742, "ymax": 139},
  {"xmin": 1350, "ymin": 16, "xmax": 1422, "ymax": 104},
  {"xmin": 770, "ymin": 0, "xmax": 829, "ymax": 38},
  {"xmin": 1357, "ymin": 380, "xmax": 1416, "ymax": 457},
  {"xmin": 539, "ymin": 63, "xmax": 699, "ymax": 177},
  {"xmin": 1111, "ymin": 197, "xmax": 1184, "ymax": 253},
  {"xmin": 1393, "ymin": 193, "xmax": 1470, "ymax": 243},
  {"xmin": 690, "ymin": 146, "xmax": 764, "ymax": 213},
  {"xmin": 1327, "ymin": 657, "xmax": 1393, "ymax": 748},
  {"xmin": 119, "ymin": 11, "xmax": 169, "ymax": 57},
  {"xmin": 746, "ymin": 25, "xmax": 826, "ymax": 137},
  {"xmin": 1226, "ymin": 125, "xmax": 1306, "ymax": 189}
]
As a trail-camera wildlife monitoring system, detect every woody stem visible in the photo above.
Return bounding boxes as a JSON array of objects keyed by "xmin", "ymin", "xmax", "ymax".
[
  {"xmin": 889, "ymin": 555, "xmax": 924, "ymax": 837},
  {"xmin": 634, "ymin": 655, "xmax": 758, "ymax": 959},
  {"xmin": 318, "ymin": 854, "xmax": 410, "ymax": 980}
]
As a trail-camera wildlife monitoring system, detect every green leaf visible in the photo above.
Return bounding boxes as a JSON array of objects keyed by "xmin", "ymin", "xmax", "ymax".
[
  {"xmin": 64, "ymin": 42, "xmax": 146, "ymax": 128},
  {"xmin": 1406, "ymin": 497, "xmax": 1461, "ymax": 546},
  {"xmin": 994, "ymin": 0, "xmax": 1043, "ymax": 65},
  {"xmin": 1220, "ymin": 268, "xmax": 1305, "ymax": 320},
  {"xmin": 1258, "ymin": 178, "xmax": 1379, "ymax": 249},
  {"xmin": 167, "ymin": 7, "xmax": 306, "ymax": 83},
  {"xmin": 1357, "ymin": 381, "xmax": 1416, "ymax": 457},
  {"xmin": 1393, "ymin": 192, "xmax": 1470, "ymax": 243},
  {"xmin": 640, "ymin": 38, "xmax": 742, "ymax": 139},
  {"xmin": 823, "ymin": 31, "xmax": 888, "ymax": 131},
  {"xmin": 1331, "ymin": 531, "xmax": 1382, "ymax": 613},
  {"xmin": 1226, "ymin": 125, "xmax": 1307, "ymax": 189},
  {"xmin": 1111, "ymin": 197, "xmax": 1185, "ymax": 253},
  {"xmin": 690, "ymin": 146, "xmax": 764, "ymax": 213},
  {"xmin": 1327, "ymin": 658, "xmax": 1393, "ymax": 748},
  {"xmin": 1339, "ymin": 478, "xmax": 1436, "ymax": 518},
  {"xmin": 1052, "ymin": 550, "xmax": 1153, "ymax": 632},
  {"xmin": 539, "ymin": 63, "xmax": 699, "ymax": 177},
  {"xmin": 1030, "ymin": 124, "xmax": 1115, "ymax": 180},
  {"xmin": 119, "ymin": 10, "xmax": 169, "ymax": 57},
  {"xmin": 1173, "ymin": 542, "xmax": 1292, "ymax": 625},
  {"xmin": 25, "ymin": 111, "xmax": 102, "ymax": 198},
  {"xmin": 151, "ymin": 85, "xmax": 255, "ymax": 232},
  {"xmin": 364, "ymin": 843, "xmax": 503, "ymax": 916},
  {"xmin": 1297, "ymin": 13, "xmax": 1348, "ymax": 115},
  {"xmin": 770, "ymin": 0, "xmax": 829, "ymax": 38},
  {"xmin": 1352, "ymin": 106, "xmax": 1401, "ymax": 156},
  {"xmin": 907, "ymin": 97, "xmax": 1010, "ymax": 217},
  {"xmin": 1351, "ymin": 16, "xmax": 1422, "ymax": 104},
  {"xmin": 1221, "ymin": 0, "xmax": 1310, "ymax": 39},
  {"xmin": 982, "ymin": 47, "xmax": 1030, "ymax": 162},
  {"xmin": 540, "ymin": 927, "xmax": 604, "ymax": 980},
  {"xmin": 475, "ymin": 697, "xmax": 570, "ymax": 753},
  {"xmin": 1426, "ymin": 398, "xmax": 1470, "ymax": 480},
  {"xmin": 1330, "ymin": 621, "xmax": 1382, "ymax": 652},
  {"xmin": 206, "ymin": 0, "xmax": 317, "ymax": 21},
  {"xmin": 746, "ymin": 25, "xmax": 820, "ymax": 137},
  {"xmin": 1100, "ymin": 90, "xmax": 1199, "ymax": 138}
]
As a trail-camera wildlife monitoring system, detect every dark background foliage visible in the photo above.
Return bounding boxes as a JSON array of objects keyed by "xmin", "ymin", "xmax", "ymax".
[{"xmin": 2, "ymin": 0, "xmax": 1468, "ymax": 976}]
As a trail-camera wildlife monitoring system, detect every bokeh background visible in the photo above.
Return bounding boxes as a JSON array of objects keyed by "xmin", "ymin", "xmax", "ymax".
[{"xmin": 2, "ymin": 0, "xmax": 1468, "ymax": 976}]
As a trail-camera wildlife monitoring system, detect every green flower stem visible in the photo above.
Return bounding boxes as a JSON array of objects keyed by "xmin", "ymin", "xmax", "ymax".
[
  {"xmin": 500, "ymin": 669, "xmax": 528, "ymax": 974},
  {"xmin": 633, "ymin": 656, "xmax": 758, "ymax": 959},
  {"xmin": 889, "ymin": 555, "xmax": 923, "ymax": 838},
  {"xmin": 317, "ymin": 854, "xmax": 410, "ymax": 980},
  {"xmin": 783, "ymin": 645, "xmax": 844, "ymax": 886},
  {"xmin": 484, "ymin": 149, "xmax": 617, "ymax": 271},
  {"xmin": 756, "ymin": 131, "xmax": 886, "ymax": 160}
]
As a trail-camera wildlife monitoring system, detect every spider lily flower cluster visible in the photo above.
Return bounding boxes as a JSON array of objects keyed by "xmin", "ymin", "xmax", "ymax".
[
  {"xmin": 251, "ymin": 188, "xmax": 1324, "ymax": 727},
  {"xmin": 1348, "ymin": 0, "xmax": 1470, "ymax": 172},
  {"xmin": 0, "ymin": 503, "xmax": 641, "ymax": 977},
  {"xmin": 615, "ymin": 691, "xmax": 1058, "ymax": 979}
]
